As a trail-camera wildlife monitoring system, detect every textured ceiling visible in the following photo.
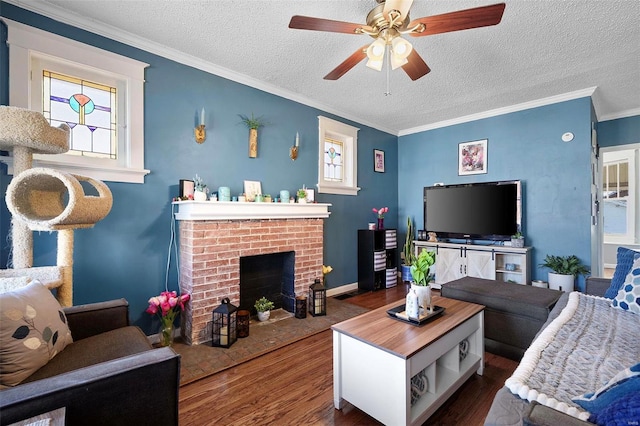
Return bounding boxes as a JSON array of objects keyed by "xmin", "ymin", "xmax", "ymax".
[{"xmin": 8, "ymin": 0, "xmax": 640, "ymax": 135}]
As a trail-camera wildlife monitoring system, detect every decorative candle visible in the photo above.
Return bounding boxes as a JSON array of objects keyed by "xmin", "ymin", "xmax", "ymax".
[
  {"xmin": 315, "ymin": 299, "xmax": 321, "ymax": 313},
  {"xmin": 220, "ymin": 326, "xmax": 227, "ymax": 345},
  {"xmin": 295, "ymin": 132, "xmax": 299, "ymax": 147},
  {"xmin": 200, "ymin": 108, "xmax": 205, "ymax": 126}
]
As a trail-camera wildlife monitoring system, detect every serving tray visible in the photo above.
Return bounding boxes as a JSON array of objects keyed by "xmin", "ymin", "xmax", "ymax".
[{"xmin": 386, "ymin": 304, "xmax": 445, "ymax": 326}]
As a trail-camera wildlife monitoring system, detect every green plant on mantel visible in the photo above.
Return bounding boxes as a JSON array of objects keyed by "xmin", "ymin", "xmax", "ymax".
[
  {"xmin": 238, "ymin": 113, "xmax": 270, "ymax": 129},
  {"xmin": 254, "ymin": 297, "xmax": 274, "ymax": 313},
  {"xmin": 403, "ymin": 216, "xmax": 415, "ymax": 266},
  {"xmin": 539, "ymin": 254, "xmax": 590, "ymax": 276}
]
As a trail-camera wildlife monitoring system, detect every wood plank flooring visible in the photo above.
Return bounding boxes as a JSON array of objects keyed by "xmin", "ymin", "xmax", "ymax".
[{"xmin": 179, "ymin": 285, "xmax": 518, "ymax": 425}]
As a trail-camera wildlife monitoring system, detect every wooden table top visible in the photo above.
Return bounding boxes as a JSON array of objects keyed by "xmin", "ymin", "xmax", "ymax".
[{"xmin": 332, "ymin": 295, "xmax": 484, "ymax": 359}]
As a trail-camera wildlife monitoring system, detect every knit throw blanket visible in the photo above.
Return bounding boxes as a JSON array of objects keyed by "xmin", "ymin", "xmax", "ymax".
[{"xmin": 505, "ymin": 292, "xmax": 640, "ymax": 421}]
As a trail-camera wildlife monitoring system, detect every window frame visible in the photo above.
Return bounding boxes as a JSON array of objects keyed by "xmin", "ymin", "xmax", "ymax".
[
  {"xmin": 3, "ymin": 18, "xmax": 149, "ymax": 183},
  {"xmin": 317, "ymin": 116, "xmax": 360, "ymax": 196},
  {"xmin": 602, "ymin": 147, "xmax": 637, "ymax": 244}
]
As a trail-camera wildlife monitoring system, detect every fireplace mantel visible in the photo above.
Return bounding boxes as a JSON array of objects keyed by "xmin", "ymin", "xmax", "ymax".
[{"xmin": 172, "ymin": 201, "xmax": 331, "ymax": 221}]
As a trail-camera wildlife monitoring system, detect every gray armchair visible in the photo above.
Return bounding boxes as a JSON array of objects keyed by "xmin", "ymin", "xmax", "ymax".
[{"xmin": 0, "ymin": 299, "xmax": 180, "ymax": 426}]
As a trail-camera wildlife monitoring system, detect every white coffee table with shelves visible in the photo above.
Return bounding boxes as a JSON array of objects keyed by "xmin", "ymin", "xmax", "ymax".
[{"xmin": 332, "ymin": 296, "xmax": 484, "ymax": 426}]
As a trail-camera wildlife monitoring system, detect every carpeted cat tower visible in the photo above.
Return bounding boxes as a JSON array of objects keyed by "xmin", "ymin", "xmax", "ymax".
[{"xmin": 0, "ymin": 106, "xmax": 113, "ymax": 306}]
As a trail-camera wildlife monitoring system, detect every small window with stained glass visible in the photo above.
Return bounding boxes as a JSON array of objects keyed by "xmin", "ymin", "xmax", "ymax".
[
  {"xmin": 43, "ymin": 70, "xmax": 117, "ymax": 159},
  {"xmin": 324, "ymin": 137, "xmax": 343, "ymax": 182}
]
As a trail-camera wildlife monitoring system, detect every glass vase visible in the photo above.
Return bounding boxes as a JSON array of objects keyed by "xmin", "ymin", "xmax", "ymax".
[
  {"xmin": 159, "ymin": 320, "xmax": 174, "ymax": 347},
  {"xmin": 377, "ymin": 218, "xmax": 384, "ymax": 230}
]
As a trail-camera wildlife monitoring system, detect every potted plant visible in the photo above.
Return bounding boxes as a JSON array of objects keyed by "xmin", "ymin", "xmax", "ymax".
[
  {"xmin": 238, "ymin": 113, "xmax": 269, "ymax": 158},
  {"xmin": 193, "ymin": 174, "xmax": 207, "ymax": 201},
  {"xmin": 511, "ymin": 231, "xmax": 524, "ymax": 248},
  {"xmin": 539, "ymin": 254, "xmax": 590, "ymax": 292},
  {"xmin": 297, "ymin": 188, "xmax": 307, "ymax": 204},
  {"xmin": 410, "ymin": 249, "xmax": 436, "ymax": 313},
  {"xmin": 254, "ymin": 297, "xmax": 274, "ymax": 321},
  {"xmin": 401, "ymin": 216, "xmax": 416, "ymax": 283}
]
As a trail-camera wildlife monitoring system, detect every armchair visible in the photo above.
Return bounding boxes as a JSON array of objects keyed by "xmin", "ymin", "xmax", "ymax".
[{"xmin": 0, "ymin": 299, "xmax": 180, "ymax": 426}]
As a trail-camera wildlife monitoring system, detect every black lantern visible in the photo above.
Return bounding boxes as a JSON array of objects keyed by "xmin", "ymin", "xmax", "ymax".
[
  {"xmin": 309, "ymin": 279, "xmax": 326, "ymax": 316},
  {"xmin": 211, "ymin": 297, "xmax": 237, "ymax": 348}
]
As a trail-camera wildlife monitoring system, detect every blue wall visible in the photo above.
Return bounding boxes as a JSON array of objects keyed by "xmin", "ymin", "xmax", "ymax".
[
  {"xmin": 398, "ymin": 99, "xmax": 594, "ymax": 291},
  {"xmin": 598, "ymin": 115, "xmax": 640, "ymax": 147},
  {"xmin": 0, "ymin": 3, "xmax": 398, "ymax": 333}
]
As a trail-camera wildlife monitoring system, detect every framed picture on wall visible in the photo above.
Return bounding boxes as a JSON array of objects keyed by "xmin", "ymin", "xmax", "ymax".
[
  {"xmin": 374, "ymin": 149, "xmax": 385, "ymax": 173},
  {"xmin": 244, "ymin": 180, "xmax": 262, "ymax": 201},
  {"xmin": 458, "ymin": 139, "xmax": 488, "ymax": 175}
]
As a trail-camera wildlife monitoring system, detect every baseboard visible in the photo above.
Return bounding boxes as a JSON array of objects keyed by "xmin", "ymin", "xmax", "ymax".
[{"xmin": 327, "ymin": 282, "xmax": 358, "ymax": 297}]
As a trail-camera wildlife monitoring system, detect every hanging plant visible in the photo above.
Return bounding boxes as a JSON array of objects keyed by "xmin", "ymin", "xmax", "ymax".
[{"xmin": 238, "ymin": 113, "xmax": 270, "ymax": 158}]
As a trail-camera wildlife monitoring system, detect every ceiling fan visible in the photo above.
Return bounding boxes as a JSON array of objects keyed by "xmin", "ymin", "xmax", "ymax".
[{"xmin": 289, "ymin": 1, "xmax": 506, "ymax": 81}]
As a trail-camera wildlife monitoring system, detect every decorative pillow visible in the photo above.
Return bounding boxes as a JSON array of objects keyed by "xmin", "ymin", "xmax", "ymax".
[
  {"xmin": 0, "ymin": 280, "xmax": 73, "ymax": 388},
  {"xmin": 573, "ymin": 363, "xmax": 640, "ymax": 425},
  {"xmin": 605, "ymin": 247, "xmax": 640, "ymax": 299},
  {"xmin": 611, "ymin": 257, "xmax": 640, "ymax": 314}
]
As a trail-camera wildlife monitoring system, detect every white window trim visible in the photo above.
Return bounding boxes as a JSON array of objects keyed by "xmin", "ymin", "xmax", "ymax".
[
  {"xmin": 2, "ymin": 18, "xmax": 150, "ymax": 183},
  {"xmin": 317, "ymin": 116, "xmax": 360, "ymax": 196},
  {"xmin": 602, "ymin": 146, "xmax": 638, "ymax": 244}
]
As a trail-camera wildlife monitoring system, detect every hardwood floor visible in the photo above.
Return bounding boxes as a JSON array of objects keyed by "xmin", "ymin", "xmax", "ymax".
[{"xmin": 179, "ymin": 285, "xmax": 518, "ymax": 425}]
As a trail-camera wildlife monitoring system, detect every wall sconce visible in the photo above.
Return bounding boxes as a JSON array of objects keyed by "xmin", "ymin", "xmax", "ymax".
[
  {"xmin": 195, "ymin": 107, "xmax": 206, "ymax": 144},
  {"xmin": 289, "ymin": 131, "xmax": 299, "ymax": 161}
]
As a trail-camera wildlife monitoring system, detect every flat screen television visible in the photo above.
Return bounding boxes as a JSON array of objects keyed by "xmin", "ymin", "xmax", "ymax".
[{"xmin": 423, "ymin": 180, "xmax": 521, "ymax": 241}]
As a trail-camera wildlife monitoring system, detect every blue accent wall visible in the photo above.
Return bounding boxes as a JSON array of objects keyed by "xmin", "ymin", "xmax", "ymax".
[
  {"xmin": 598, "ymin": 115, "xmax": 640, "ymax": 147},
  {"xmin": 0, "ymin": 3, "xmax": 398, "ymax": 333},
  {"xmin": 399, "ymin": 99, "xmax": 594, "ymax": 291},
  {"xmin": 2, "ymin": 2, "xmax": 639, "ymax": 332}
]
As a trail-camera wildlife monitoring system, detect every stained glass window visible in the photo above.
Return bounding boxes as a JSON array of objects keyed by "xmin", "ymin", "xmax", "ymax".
[
  {"xmin": 324, "ymin": 138, "xmax": 343, "ymax": 182},
  {"xmin": 42, "ymin": 70, "xmax": 117, "ymax": 159}
]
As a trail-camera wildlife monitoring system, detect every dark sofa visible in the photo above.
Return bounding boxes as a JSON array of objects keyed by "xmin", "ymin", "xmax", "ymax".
[{"xmin": 0, "ymin": 299, "xmax": 181, "ymax": 426}]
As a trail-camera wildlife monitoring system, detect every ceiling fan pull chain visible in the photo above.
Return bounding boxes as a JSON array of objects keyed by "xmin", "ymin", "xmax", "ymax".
[{"xmin": 385, "ymin": 46, "xmax": 391, "ymax": 96}]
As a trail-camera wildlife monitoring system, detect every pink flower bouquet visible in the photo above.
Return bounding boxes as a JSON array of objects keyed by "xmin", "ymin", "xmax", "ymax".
[
  {"xmin": 146, "ymin": 291, "xmax": 190, "ymax": 329},
  {"xmin": 372, "ymin": 207, "xmax": 389, "ymax": 219}
]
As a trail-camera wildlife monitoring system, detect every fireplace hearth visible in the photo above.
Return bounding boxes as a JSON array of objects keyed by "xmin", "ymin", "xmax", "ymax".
[{"xmin": 174, "ymin": 201, "xmax": 330, "ymax": 345}]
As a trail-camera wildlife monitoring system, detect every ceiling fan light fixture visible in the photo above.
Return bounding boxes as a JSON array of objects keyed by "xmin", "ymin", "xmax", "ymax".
[
  {"xmin": 366, "ymin": 38, "xmax": 386, "ymax": 61},
  {"xmin": 390, "ymin": 54, "xmax": 408, "ymax": 70},
  {"xmin": 366, "ymin": 57, "xmax": 384, "ymax": 71},
  {"xmin": 391, "ymin": 36, "xmax": 412, "ymax": 59}
]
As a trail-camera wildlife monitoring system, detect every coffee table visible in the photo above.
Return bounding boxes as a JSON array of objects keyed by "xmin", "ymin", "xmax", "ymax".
[{"xmin": 332, "ymin": 295, "xmax": 484, "ymax": 426}]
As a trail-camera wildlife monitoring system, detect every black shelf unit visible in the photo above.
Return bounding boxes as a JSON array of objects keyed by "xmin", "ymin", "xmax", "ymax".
[{"xmin": 358, "ymin": 229, "xmax": 398, "ymax": 291}]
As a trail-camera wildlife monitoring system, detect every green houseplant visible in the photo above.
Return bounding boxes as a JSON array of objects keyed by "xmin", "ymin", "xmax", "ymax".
[
  {"xmin": 238, "ymin": 113, "xmax": 270, "ymax": 158},
  {"xmin": 410, "ymin": 249, "xmax": 436, "ymax": 312},
  {"xmin": 254, "ymin": 297, "xmax": 274, "ymax": 321},
  {"xmin": 539, "ymin": 254, "xmax": 590, "ymax": 292},
  {"xmin": 297, "ymin": 188, "xmax": 307, "ymax": 203},
  {"xmin": 401, "ymin": 216, "xmax": 415, "ymax": 282},
  {"xmin": 511, "ymin": 231, "xmax": 524, "ymax": 248}
]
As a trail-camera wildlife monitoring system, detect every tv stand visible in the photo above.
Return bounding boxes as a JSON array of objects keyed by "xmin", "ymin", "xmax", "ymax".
[{"xmin": 414, "ymin": 241, "xmax": 531, "ymax": 289}]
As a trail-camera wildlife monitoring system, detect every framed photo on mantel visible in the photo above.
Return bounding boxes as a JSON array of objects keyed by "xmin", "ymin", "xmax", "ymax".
[{"xmin": 458, "ymin": 139, "xmax": 487, "ymax": 175}]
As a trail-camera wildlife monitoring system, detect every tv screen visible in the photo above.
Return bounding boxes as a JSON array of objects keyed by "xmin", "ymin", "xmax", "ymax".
[{"xmin": 424, "ymin": 181, "xmax": 521, "ymax": 241}]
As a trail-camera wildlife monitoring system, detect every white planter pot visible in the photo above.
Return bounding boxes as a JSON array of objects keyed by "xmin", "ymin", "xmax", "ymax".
[
  {"xmin": 548, "ymin": 272, "xmax": 574, "ymax": 292},
  {"xmin": 193, "ymin": 190, "xmax": 207, "ymax": 201},
  {"xmin": 257, "ymin": 310, "xmax": 270, "ymax": 322},
  {"xmin": 411, "ymin": 284, "xmax": 432, "ymax": 313}
]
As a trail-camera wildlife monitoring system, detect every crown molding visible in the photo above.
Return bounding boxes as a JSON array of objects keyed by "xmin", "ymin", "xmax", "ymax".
[
  {"xmin": 399, "ymin": 87, "xmax": 598, "ymax": 136},
  {"xmin": 2, "ymin": 0, "xmax": 396, "ymax": 136},
  {"xmin": 599, "ymin": 107, "xmax": 640, "ymax": 122}
]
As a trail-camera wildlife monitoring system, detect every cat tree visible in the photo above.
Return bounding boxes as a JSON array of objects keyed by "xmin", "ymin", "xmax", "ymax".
[{"xmin": 0, "ymin": 106, "xmax": 113, "ymax": 306}]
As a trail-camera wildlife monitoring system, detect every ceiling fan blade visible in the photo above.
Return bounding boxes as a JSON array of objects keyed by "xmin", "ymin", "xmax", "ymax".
[
  {"xmin": 402, "ymin": 49, "xmax": 431, "ymax": 81},
  {"xmin": 383, "ymin": 0, "xmax": 414, "ymax": 22},
  {"xmin": 289, "ymin": 15, "xmax": 368, "ymax": 34},
  {"xmin": 324, "ymin": 45, "xmax": 369, "ymax": 80},
  {"xmin": 408, "ymin": 3, "xmax": 506, "ymax": 37}
]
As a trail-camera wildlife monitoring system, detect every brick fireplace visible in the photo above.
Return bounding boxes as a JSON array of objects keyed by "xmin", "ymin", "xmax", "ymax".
[{"xmin": 173, "ymin": 201, "xmax": 331, "ymax": 345}]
